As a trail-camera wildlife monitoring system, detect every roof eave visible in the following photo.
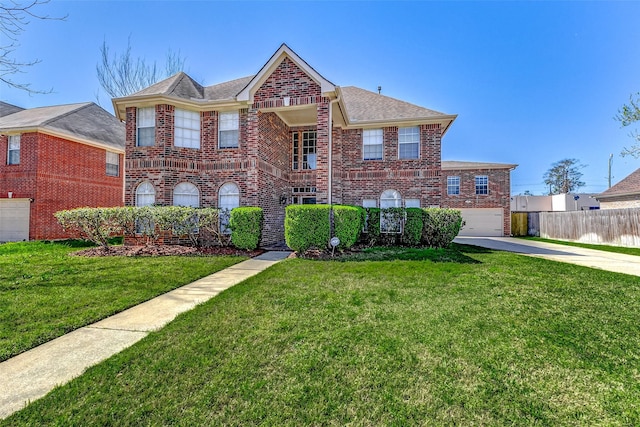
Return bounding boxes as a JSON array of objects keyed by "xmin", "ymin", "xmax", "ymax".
[
  {"xmin": 113, "ymin": 94, "xmax": 248, "ymax": 120},
  {"xmin": 341, "ymin": 114, "xmax": 458, "ymax": 131},
  {"xmin": 0, "ymin": 126, "xmax": 125, "ymax": 153},
  {"xmin": 595, "ymin": 191, "xmax": 640, "ymax": 200}
]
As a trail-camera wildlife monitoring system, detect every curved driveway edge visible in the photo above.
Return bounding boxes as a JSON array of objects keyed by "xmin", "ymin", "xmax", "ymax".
[
  {"xmin": 454, "ymin": 237, "xmax": 640, "ymax": 277},
  {"xmin": 0, "ymin": 251, "xmax": 291, "ymax": 420}
]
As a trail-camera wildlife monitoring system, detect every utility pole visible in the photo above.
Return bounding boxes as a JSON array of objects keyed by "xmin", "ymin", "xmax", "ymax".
[{"xmin": 608, "ymin": 153, "xmax": 613, "ymax": 188}]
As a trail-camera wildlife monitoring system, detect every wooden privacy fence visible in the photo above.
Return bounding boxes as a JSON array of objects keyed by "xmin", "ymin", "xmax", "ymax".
[
  {"xmin": 510, "ymin": 212, "xmax": 541, "ymax": 237},
  {"xmin": 539, "ymin": 208, "xmax": 640, "ymax": 247}
]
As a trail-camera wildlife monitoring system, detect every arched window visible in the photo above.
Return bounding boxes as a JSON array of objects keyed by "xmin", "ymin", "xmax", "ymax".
[
  {"xmin": 173, "ymin": 182, "xmax": 200, "ymax": 207},
  {"xmin": 380, "ymin": 189, "xmax": 402, "ymax": 208},
  {"xmin": 380, "ymin": 189, "xmax": 402, "ymax": 233},
  {"xmin": 135, "ymin": 182, "xmax": 155, "ymax": 207},
  {"xmin": 219, "ymin": 183, "xmax": 240, "ymax": 233}
]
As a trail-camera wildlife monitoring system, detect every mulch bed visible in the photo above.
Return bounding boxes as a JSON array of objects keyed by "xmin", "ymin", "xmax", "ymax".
[{"xmin": 72, "ymin": 245, "xmax": 264, "ymax": 258}]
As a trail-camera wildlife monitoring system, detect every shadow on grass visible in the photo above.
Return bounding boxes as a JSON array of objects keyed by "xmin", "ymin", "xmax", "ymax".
[{"xmin": 312, "ymin": 243, "xmax": 486, "ymax": 264}]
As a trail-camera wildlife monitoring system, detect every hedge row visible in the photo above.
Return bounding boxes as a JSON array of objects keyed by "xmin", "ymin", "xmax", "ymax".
[
  {"xmin": 285, "ymin": 205, "xmax": 463, "ymax": 253},
  {"xmin": 55, "ymin": 206, "xmax": 263, "ymax": 250}
]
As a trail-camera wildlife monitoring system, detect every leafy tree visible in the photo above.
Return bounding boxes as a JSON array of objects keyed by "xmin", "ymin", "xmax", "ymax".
[
  {"xmin": 615, "ymin": 92, "xmax": 640, "ymax": 158},
  {"xmin": 96, "ymin": 36, "xmax": 186, "ymax": 98},
  {"xmin": 543, "ymin": 158, "xmax": 585, "ymax": 195},
  {"xmin": 0, "ymin": 0, "xmax": 66, "ymax": 93}
]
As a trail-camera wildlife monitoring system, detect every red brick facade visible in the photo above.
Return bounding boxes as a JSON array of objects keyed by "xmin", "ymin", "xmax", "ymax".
[{"xmin": 0, "ymin": 132, "xmax": 124, "ymax": 240}]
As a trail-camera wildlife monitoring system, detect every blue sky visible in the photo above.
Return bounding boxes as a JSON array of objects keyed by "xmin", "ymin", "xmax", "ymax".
[{"xmin": 3, "ymin": 0, "xmax": 640, "ymax": 195}]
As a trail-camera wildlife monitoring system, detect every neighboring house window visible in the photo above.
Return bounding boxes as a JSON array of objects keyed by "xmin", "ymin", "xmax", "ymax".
[
  {"xmin": 380, "ymin": 189, "xmax": 402, "ymax": 233},
  {"xmin": 174, "ymin": 109, "xmax": 200, "ymax": 149},
  {"xmin": 292, "ymin": 131, "xmax": 317, "ymax": 170},
  {"xmin": 106, "ymin": 151, "xmax": 119, "ymax": 176},
  {"xmin": 362, "ymin": 199, "xmax": 377, "ymax": 208},
  {"xmin": 219, "ymin": 112, "xmax": 239, "ymax": 148},
  {"xmin": 363, "ymin": 129, "xmax": 383, "ymax": 160},
  {"xmin": 173, "ymin": 182, "xmax": 200, "ymax": 207},
  {"xmin": 7, "ymin": 135, "xmax": 20, "ymax": 165},
  {"xmin": 136, "ymin": 107, "xmax": 155, "ymax": 147},
  {"xmin": 447, "ymin": 176, "xmax": 460, "ymax": 195},
  {"xmin": 219, "ymin": 182, "xmax": 240, "ymax": 233},
  {"xmin": 135, "ymin": 181, "xmax": 156, "ymax": 234},
  {"xmin": 475, "ymin": 175, "xmax": 489, "ymax": 195},
  {"xmin": 398, "ymin": 126, "xmax": 419, "ymax": 159},
  {"xmin": 405, "ymin": 198, "xmax": 420, "ymax": 208}
]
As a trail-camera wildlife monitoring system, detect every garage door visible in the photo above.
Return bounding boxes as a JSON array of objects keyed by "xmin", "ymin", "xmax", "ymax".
[
  {"xmin": 0, "ymin": 199, "xmax": 30, "ymax": 242},
  {"xmin": 458, "ymin": 208, "xmax": 503, "ymax": 237}
]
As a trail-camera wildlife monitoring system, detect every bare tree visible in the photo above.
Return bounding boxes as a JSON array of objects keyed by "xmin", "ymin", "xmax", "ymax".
[
  {"xmin": 96, "ymin": 36, "xmax": 186, "ymax": 98},
  {"xmin": 0, "ymin": 0, "xmax": 66, "ymax": 93},
  {"xmin": 543, "ymin": 158, "xmax": 586, "ymax": 195},
  {"xmin": 615, "ymin": 92, "xmax": 640, "ymax": 158}
]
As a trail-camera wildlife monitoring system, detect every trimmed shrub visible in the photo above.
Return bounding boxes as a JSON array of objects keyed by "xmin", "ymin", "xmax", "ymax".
[
  {"xmin": 229, "ymin": 207, "xmax": 263, "ymax": 250},
  {"xmin": 363, "ymin": 208, "xmax": 381, "ymax": 246},
  {"xmin": 332, "ymin": 205, "xmax": 365, "ymax": 250},
  {"xmin": 285, "ymin": 205, "xmax": 331, "ymax": 253},
  {"xmin": 402, "ymin": 208, "xmax": 423, "ymax": 246},
  {"xmin": 55, "ymin": 207, "xmax": 131, "ymax": 249},
  {"xmin": 422, "ymin": 208, "xmax": 464, "ymax": 248}
]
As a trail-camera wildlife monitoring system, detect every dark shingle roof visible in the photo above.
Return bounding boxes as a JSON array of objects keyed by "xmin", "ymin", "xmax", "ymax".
[
  {"xmin": 0, "ymin": 103, "xmax": 125, "ymax": 150},
  {"xmin": 597, "ymin": 168, "xmax": 640, "ymax": 198},
  {"xmin": 0, "ymin": 101, "xmax": 25, "ymax": 117},
  {"xmin": 204, "ymin": 76, "xmax": 254, "ymax": 101}
]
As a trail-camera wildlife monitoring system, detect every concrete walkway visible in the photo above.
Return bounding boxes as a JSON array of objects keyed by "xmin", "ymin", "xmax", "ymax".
[
  {"xmin": 454, "ymin": 236, "xmax": 640, "ymax": 277},
  {"xmin": 0, "ymin": 251, "xmax": 291, "ymax": 420}
]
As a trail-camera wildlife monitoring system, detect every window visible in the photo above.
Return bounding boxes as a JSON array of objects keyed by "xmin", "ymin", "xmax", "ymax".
[
  {"xmin": 292, "ymin": 186, "xmax": 316, "ymax": 204},
  {"xmin": 363, "ymin": 129, "xmax": 383, "ymax": 160},
  {"xmin": 219, "ymin": 112, "xmax": 239, "ymax": 148},
  {"xmin": 447, "ymin": 176, "xmax": 460, "ymax": 195},
  {"xmin": 380, "ymin": 189, "xmax": 402, "ymax": 233},
  {"xmin": 292, "ymin": 131, "xmax": 317, "ymax": 170},
  {"xmin": 405, "ymin": 198, "xmax": 420, "ymax": 208},
  {"xmin": 175, "ymin": 109, "xmax": 200, "ymax": 149},
  {"xmin": 362, "ymin": 199, "xmax": 377, "ymax": 208},
  {"xmin": 173, "ymin": 182, "xmax": 200, "ymax": 207},
  {"xmin": 7, "ymin": 135, "xmax": 20, "ymax": 165},
  {"xmin": 136, "ymin": 107, "xmax": 155, "ymax": 147},
  {"xmin": 135, "ymin": 182, "xmax": 156, "ymax": 234},
  {"xmin": 106, "ymin": 152, "xmax": 119, "ymax": 176},
  {"xmin": 219, "ymin": 182, "xmax": 240, "ymax": 233},
  {"xmin": 398, "ymin": 126, "xmax": 419, "ymax": 159},
  {"xmin": 475, "ymin": 175, "xmax": 488, "ymax": 195}
]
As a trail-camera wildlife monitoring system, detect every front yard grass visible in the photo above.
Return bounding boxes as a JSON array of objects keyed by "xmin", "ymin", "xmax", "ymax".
[
  {"xmin": 3, "ymin": 244, "xmax": 640, "ymax": 425},
  {"xmin": 521, "ymin": 236, "xmax": 640, "ymax": 256},
  {"xmin": 0, "ymin": 240, "xmax": 246, "ymax": 362}
]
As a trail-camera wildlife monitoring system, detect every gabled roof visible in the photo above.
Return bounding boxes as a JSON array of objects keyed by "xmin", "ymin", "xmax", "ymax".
[
  {"xmin": 0, "ymin": 101, "xmax": 24, "ymax": 117},
  {"xmin": 595, "ymin": 168, "xmax": 640, "ymax": 199},
  {"xmin": 442, "ymin": 160, "xmax": 518, "ymax": 170},
  {"xmin": 0, "ymin": 102, "xmax": 125, "ymax": 151}
]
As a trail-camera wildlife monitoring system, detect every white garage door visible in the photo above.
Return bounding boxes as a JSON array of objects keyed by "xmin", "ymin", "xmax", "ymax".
[
  {"xmin": 0, "ymin": 199, "xmax": 30, "ymax": 242},
  {"xmin": 458, "ymin": 208, "xmax": 503, "ymax": 237}
]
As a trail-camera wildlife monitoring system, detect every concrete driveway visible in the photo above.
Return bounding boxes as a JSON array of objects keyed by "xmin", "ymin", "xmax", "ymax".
[{"xmin": 454, "ymin": 236, "xmax": 640, "ymax": 277}]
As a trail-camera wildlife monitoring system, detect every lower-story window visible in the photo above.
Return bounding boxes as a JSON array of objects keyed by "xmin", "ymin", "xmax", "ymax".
[
  {"xmin": 292, "ymin": 186, "xmax": 316, "ymax": 204},
  {"xmin": 219, "ymin": 182, "xmax": 240, "ymax": 233},
  {"xmin": 380, "ymin": 189, "xmax": 402, "ymax": 233}
]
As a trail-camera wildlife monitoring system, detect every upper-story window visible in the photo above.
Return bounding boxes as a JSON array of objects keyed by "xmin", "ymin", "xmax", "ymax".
[
  {"xmin": 447, "ymin": 176, "xmax": 460, "ymax": 195},
  {"xmin": 398, "ymin": 126, "xmax": 419, "ymax": 159},
  {"xmin": 106, "ymin": 151, "xmax": 119, "ymax": 176},
  {"xmin": 363, "ymin": 129, "xmax": 383, "ymax": 160},
  {"xmin": 292, "ymin": 130, "xmax": 317, "ymax": 170},
  {"xmin": 475, "ymin": 175, "xmax": 489, "ymax": 195},
  {"xmin": 7, "ymin": 135, "xmax": 20, "ymax": 165},
  {"xmin": 219, "ymin": 112, "xmax": 239, "ymax": 148},
  {"xmin": 136, "ymin": 107, "xmax": 155, "ymax": 147},
  {"xmin": 174, "ymin": 109, "xmax": 200, "ymax": 149}
]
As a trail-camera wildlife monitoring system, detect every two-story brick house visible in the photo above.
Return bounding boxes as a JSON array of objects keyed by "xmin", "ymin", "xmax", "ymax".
[
  {"xmin": 0, "ymin": 102, "xmax": 125, "ymax": 241},
  {"xmin": 113, "ymin": 44, "xmax": 515, "ymax": 245}
]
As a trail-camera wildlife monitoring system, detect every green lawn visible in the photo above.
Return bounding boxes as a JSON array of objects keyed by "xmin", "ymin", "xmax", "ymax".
[
  {"xmin": 3, "ymin": 245, "xmax": 639, "ymax": 425},
  {"xmin": 521, "ymin": 236, "xmax": 640, "ymax": 256},
  {"xmin": 0, "ymin": 240, "xmax": 246, "ymax": 362}
]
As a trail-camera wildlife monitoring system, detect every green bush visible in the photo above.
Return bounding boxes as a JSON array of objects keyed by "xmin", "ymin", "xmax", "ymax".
[
  {"xmin": 332, "ymin": 205, "xmax": 365, "ymax": 250},
  {"xmin": 422, "ymin": 208, "xmax": 464, "ymax": 248},
  {"xmin": 229, "ymin": 207, "xmax": 263, "ymax": 250},
  {"xmin": 402, "ymin": 208, "xmax": 423, "ymax": 246},
  {"xmin": 363, "ymin": 208, "xmax": 381, "ymax": 246},
  {"xmin": 285, "ymin": 205, "xmax": 331, "ymax": 253},
  {"xmin": 55, "ymin": 207, "xmax": 131, "ymax": 249}
]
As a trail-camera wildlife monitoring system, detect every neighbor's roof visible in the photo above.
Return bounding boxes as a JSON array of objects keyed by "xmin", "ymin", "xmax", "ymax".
[
  {"xmin": 0, "ymin": 101, "xmax": 25, "ymax": 117},
  {"xmin": 442, "ymin": 160, "xmax": 518, "ymax": 170},
  {"xmin": 0, "ymin": 102, "xmax": 125, "ymax": 150},
  {"xmin": 595, "ymin": 168, "xmax": 640, "ymax": 199}
]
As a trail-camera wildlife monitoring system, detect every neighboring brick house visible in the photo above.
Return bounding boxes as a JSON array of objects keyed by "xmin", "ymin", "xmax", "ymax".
[
  {"xmin": 112, "ymin": 44, "xmax": 516, "ymax": 245},
  {"xmin": 0, "ymin": 102, "xmax": 125, "ymax": 241},
  {"xmin": 594, "ymin": 168, "xmax": 640, "ymax": 209}
]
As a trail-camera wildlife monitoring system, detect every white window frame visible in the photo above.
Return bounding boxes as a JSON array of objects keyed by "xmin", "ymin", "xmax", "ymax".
[
  {"xmin": 363, "ymin": 129, "xmax": 383, "ymax": 161},
  {"xmin": 173, "ymin": 182, "xmax": 200, "ymax": 207},
  {"xmin": 7, "ymin": 135, "xmax": 20, "ymax": 165},
  {"xmin": 174, "ymin": 109, "xmax": 200, "ymax": 149},
  {"xmin": 219, "ymin": 182, "xmax": 240, "ymax": 233},
  {"xmin": 398, "ymin": 126, "xmax": 420, "ymax": 159},
  {"xmin": 362, "ymin": 199, "xmax": 377, "ymax": 208},
  {"xmin": 135, "ymin": 182, "xmax": 156, "ymax": 207},
  {"xmin": 136, "ymin": 107, "xmax": 155, "ymax": 147},
  {"xmin": 380, "ymin": 189, "xmax": 402, "ymax": 234},
  {"xmin": 219, "ymin": 112, "xmax": 239, "ymax": 149},
  {"xmin": 106, "ymin": 151, "xmax": 119, "ymax": 176},
  {"xmin": 447, "ymin": 176, "xmax": 460, "ymax": 195},
  {"xmin": 405, "ymin": 198, "xmax": 421, "ymax": 208},
  {"xmin": 475, "ymin": 175, "xmax": 489, "ymax": 195}
]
